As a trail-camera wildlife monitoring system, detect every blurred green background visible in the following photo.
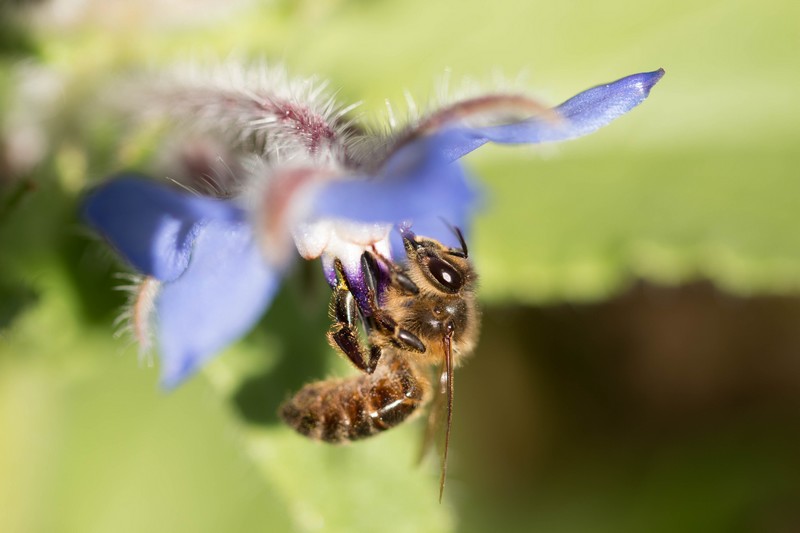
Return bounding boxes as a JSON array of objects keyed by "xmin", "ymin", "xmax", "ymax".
[{"xmin": 1, "ymin": 0, "xmax": 799, "ymax": 532}]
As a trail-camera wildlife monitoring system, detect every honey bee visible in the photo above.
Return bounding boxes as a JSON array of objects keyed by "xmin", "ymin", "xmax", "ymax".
[{"xmin": 279, "ymin": 226, "xmax": 480, "ymax": 499}]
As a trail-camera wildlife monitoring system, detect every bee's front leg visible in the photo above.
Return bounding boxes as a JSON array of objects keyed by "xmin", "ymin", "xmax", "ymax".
[
  {"xmin": 327, "ymin": 258, "xmax": 382, "ymax": 373},
  {"xmin": 360, "ymin": 251, "xmax": 426, "ymax": 354}
]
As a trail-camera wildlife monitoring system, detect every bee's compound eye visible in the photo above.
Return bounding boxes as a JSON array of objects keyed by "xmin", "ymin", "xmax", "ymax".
[{"xmin": 427, "ymin": 257, "xmax": 462, "ymax": 292}]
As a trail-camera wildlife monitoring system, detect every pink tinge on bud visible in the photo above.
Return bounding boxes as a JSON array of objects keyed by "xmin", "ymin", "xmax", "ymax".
[
  {"xmin": 255, "ymin": 165, "xmax": 395, "ymax": 272},
  {"xmin": 113, "ymin": 274, "xmax": 160, "ymax": 359},
  {"xmin": 418, "ymin": 93, "xmax": 557, "ymax": 133},
  {"xmin": 254, "ymin": 166, "xmax": 330, "ymax": 268},
  {"xmin": 388, "ymin": 93, "xmax": 560, "ymax": 160}
]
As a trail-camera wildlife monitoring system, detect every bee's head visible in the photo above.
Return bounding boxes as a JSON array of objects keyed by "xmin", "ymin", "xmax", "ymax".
[{"xmin": 402, "ymin": 229, "xmax": 474, "ymax": 295}]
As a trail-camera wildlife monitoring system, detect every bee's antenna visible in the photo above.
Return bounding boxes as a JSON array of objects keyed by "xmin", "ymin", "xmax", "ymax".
[
  {"xmin": 439, "ymin": 218, "xmax": 468, "ymax": 258},
  {"xmin": 452, "ymin": 226, "xmax": 468, "ymax": 258}
]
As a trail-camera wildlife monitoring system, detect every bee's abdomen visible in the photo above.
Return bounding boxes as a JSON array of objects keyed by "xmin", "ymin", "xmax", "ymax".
[{"xmin": 280, "ymin": 353, "xmax": 428, "ymax": 443}]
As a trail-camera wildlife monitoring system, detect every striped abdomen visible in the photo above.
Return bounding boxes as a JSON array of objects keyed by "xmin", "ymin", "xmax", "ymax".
[{"xmin": 280, "ymin": 352, "xmax": 429, "ymax": 443}]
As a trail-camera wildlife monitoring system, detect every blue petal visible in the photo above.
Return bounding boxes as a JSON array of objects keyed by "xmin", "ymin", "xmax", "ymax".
[
  {"xmin": 310, "ymin": 70, "xmax": 660, "ymax": 237},
  {"xmin": 156, "ymin": 219, "xmax": 281, "ymax": 388},
  {"xmin": 436, "ymin": 69, "xmax": 665, "ymax": 160},
  {"xmin": 84, "ymin": 175, "xmax": 244, "ymax": 281},
  {"xmin": 481, "ymin": 69, "xmax": 664, "ymax": 142},
  {"xmin": 313, "ymin": 132, "xmax": 482, "ymax": 228}
]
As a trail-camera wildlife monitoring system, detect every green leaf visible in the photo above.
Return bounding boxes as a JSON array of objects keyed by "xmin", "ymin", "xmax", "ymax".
[{"xmin": 473, "ymin": 145, "xmax": 800, "ymax": 303}]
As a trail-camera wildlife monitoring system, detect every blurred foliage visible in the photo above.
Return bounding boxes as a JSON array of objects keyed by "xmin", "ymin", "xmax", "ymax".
[{"xmin": 1, "ymin": 0, "xmax": 799, "ymax": 532}]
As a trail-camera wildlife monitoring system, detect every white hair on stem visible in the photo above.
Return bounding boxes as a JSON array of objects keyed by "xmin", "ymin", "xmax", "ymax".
[
  {"xmin": 112, "ymin": 273, "xmax": 160, "ymax": 366},
  {"xmin": 117, "ymin": 61, "xmax": 363, "ymax": 165}
]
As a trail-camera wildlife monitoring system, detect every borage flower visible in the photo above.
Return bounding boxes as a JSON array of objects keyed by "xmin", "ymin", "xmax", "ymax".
[{"xmin": 84, "ymin": 67, "xmax": 664, "ymax": 388}]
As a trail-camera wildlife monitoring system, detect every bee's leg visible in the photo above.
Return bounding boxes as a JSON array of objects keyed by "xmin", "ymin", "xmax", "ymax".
[
  {"xmin": 327, "ymin": 258, "xmax": 379, "ymax": 373},
  {"xmin": 360, "ymin": 251, "xmax": 426, "ymax": 361},
  {"xmin": 362, "ymin": 249, "xmax": 420, "ymax": 296},
  {"xmin": 327, "ymin": 251, "xmax": 425, "ymax": 374}
]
